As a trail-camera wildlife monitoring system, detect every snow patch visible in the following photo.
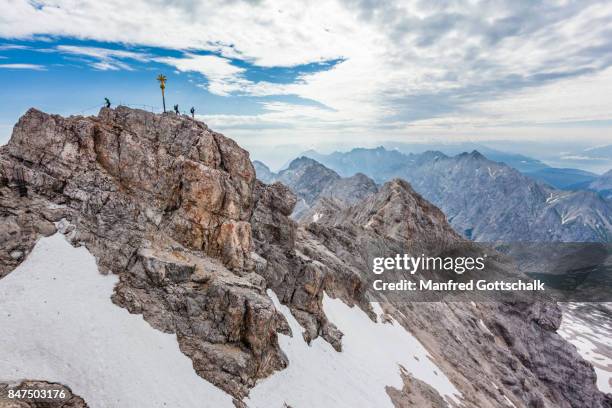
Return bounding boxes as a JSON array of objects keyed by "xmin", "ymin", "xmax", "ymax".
[
  {"xmin": 478, "ymin": 319, "xmax": 493, "ymax": 336},
  {"xmin": 559, "ymin": 303, "xmax": 612, "ymax": 393},
  {"xmin": 247, "ymin": 291, "xmax": 462, "ymax": 407},
  {"xmin": 0, "ymin": 233, "xmax": 234, "ymax": 408}
]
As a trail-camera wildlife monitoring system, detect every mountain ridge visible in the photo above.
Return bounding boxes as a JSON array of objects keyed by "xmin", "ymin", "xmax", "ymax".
[
  {"xmin": 0, "ymin": 107, "xmax": 609, "ymax": 407},
  {"xmin": 300, "ymin": 146, "xmax": 612, "ymax": 242}
]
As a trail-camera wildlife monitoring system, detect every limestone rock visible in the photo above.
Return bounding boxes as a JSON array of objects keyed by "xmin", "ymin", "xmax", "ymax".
[
  {"xmin": 0, "ymin": 107, "xmax": 284, "ymax": 399},
  {"xmin": 0, "ymin": 380, "xmax": 88, "ymax": 408}
]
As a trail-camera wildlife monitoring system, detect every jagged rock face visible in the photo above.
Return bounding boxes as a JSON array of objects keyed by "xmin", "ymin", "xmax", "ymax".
[
  {"xmin": 0, "ymin": 186, "xmax": 57, "ymax": 278},
  {"xmin": 5, "ymin": 107, "xmax": 255, "ymax": 270},
  {"xmin": 286, "ymin": 181, "xmax": 611, "ymax": 408},
  {"xmin": 0, "ymin": 380, "xmax": 88, "ymax": 408},
  {"xmin": 251, "ymin": 180, "xmax": 345, "ymax": 350},
  {"xmin": 0, "ymin": 107, "xmax": 287, "ymax": 399},
  {"xmin": 327, "ymin": 179, "xmax": 460, "ymax": 251},
  {"xmin": 260, "ymin": 156, "xmax": 379, "ymax": 221},
  {"xmin": 251, "ymin": 180, "xmax": 297, "ymax": 249}
]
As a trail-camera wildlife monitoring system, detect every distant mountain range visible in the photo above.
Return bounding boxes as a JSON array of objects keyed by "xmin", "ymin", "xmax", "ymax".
[
  {"xmin": 254, "ymin": 158, "xmax": 378, "ymax": 220},
  {"xmin": 382, "ymin": 141, "xmax": 612, "ymax": 176},
  {"xmin": 525, "ymin": 167, "xmax": 599, "ymax": 189},
  {"xmin": 382, "ymin": 142, "xmax": 550, "ymax": 173},
  {"xmin": 258, "ymin": 148, "xmax": 612, "ymax": 242},
  {"xmin": 301, "ymin": 144, "xmax": 607, "ymax": 190}
]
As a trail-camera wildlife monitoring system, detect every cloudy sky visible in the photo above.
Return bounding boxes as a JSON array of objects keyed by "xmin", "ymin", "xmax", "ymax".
[{"xmin": 1, "ymin": 0, "xmax": 612, "ymax": 167}]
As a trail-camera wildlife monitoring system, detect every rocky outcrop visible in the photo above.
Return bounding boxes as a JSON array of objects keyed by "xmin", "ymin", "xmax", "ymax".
[
  {"xmin": 4, "ymin": 106, "xmax": 255, "ymax": 270},
  {"xmin": 0, "ymin": 186, "xmax": 57, "ymax": 278},
  {"xmin": 251, "ymin": 179, "xmax": 345, "ymax": 350},
  {"xmin": 308, "ymin": 190, "xmax": 611, "ymax": 407},
  {"xmin": 0, "ymin": 107, "xmax": 287, "ymax": 399},
  {"xmin": 0, "ymin": 380, "xmax": 88, "ymax": 407},
  {"xmin": 386, "ymin": 370, "xmax": 449, "ymax": 408}
]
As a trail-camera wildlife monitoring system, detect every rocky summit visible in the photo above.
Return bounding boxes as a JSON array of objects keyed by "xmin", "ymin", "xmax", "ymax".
[
  {"xmin": 0, "ymin": 107, "xmax": 286, "ymax": 399},
  {"xmin": 257, "ymin": 156, "xmax": 379, "ymax": 221},
  {"xmin": 1, "ymin": 107, "xmax": 611, "ymax": 407}
]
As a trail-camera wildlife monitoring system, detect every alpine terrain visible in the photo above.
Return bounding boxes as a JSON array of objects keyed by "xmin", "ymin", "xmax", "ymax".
[
  {"xmin": 0, "ymin": 107, "xmax": 610, "ymax": 407},
  {"xmin": 300, "ymin": 147, "xmax": 612, "ymax": 242}
]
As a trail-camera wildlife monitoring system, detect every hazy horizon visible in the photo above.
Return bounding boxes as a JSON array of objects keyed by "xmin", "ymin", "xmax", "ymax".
[{"xmin": 1, "ymin": 108, "xmax": 611, "ymax": 173}]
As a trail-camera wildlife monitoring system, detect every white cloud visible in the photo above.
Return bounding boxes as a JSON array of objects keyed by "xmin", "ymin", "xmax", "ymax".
[
  {"xmin": 56, "ymin": 45, "xmax": 150, "ymax": 70},
  {"xmin": 0, "ymin": 63, "xmax": 46, "ymax": 70},
  {"xmin": 156, "ymin": 54, "xmax": 248, "ymax": 96},
  {"xmin": 0, "ymin": 44, "xmax": 30, "ymax": 50}
]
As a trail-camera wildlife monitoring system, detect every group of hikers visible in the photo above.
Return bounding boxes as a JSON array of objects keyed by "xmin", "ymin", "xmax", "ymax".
[
  {"xmin": 104, "ymin": 75, "xmax": 197, "ymax": 118},
  {"xmin": 104, "ymin": 97, "xmax": 197, "ymax": 118}
]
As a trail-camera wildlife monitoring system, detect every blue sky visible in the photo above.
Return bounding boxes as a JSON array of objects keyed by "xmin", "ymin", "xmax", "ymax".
[
  {"xmin": 1, "ymin": 0, "xmax": 612, "ymax": 168},
  {"xmin": 0, "ymin": 39, "xmax": 335, "ymax": 125}
]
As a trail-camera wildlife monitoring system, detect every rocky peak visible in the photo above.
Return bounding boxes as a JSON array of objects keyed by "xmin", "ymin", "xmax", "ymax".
[
  {"xmin": 277, "ymin": 156, "xmax": 341, "ymax": 203},
  {"xmin": 326, "ymin": 178, "xmax": 461, "ymax": 251},
  {"xmin": 457, "ymin": 150, "xmax": 486, "ymax": 161},
  {"xmin": 4, "ymin": 106, "xmax": 255, "ymax": 270},
  {"xmin": 286, "ymin": 156, "xmax": 323, "ymax": 170},
  {"xmin": 416, "ymin": 150, "xmax": 448, "ymax": 163},
  {"xmin": 0, "ymin": 106, "xmax": 288, "ymax": 399},
  {"xmin": 253, "ymin": 160, "xmax": 276, "ymax": 184},
  {"xmin": 258, "ymin": 156, "xmax": 341, "ymax": 218}
]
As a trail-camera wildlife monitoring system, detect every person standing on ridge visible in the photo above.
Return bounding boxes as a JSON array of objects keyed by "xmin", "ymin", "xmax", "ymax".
[
  {"xmin": 174, "ymin": 104, "xmax": 180, "ymax": 115},
  {"xmin": 104, "ymin": 98, "xmax": 111, "ymax": 108},
  {"xmin": 190, "ymin": 107, "xmax": 195, "ymax": 118}
]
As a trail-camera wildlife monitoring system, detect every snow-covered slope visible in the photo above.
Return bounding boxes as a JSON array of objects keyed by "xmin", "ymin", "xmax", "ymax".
[
  {"xmin": 0, "ymin": 233, "xmax": 463, "ymax": 408},
  {"xmin": 559, "ymin": 303, "xmax": 612, "ymax": 394},
  {"xmin": 0, "ymin": 233, "xmax": 234, "ymax": 408},
  {"xmin": 247, "ymin": 291, "xmax": 462, "ymax": 407}
]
